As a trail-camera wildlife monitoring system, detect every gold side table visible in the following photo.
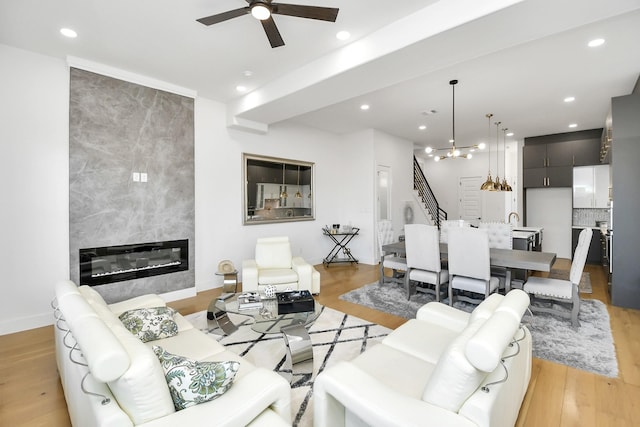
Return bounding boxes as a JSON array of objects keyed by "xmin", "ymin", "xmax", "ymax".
[{"xmin": 216, "ymin": 270, "xmax": 238, "ymax": 294}]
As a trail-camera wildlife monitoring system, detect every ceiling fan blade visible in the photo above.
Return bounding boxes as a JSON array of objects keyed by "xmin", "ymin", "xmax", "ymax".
[
  {"xmin": 261, "ymin": 16, "xmax": 285, "ymax": 48},
  {"xmin": 272, "ymin": 4, "xmax": 339, "ymax": 22},
  {"xmin": 196, "ymin": 7, "xmax": 250, "ymax": 26}
]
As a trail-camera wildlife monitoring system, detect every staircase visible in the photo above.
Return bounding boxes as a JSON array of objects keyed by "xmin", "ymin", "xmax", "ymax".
[{"xmin": 413, "ymin": 156, "xmax": 447, "ymax": 228}]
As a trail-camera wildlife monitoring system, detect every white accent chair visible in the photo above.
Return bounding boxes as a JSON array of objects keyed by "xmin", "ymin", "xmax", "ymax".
[
  {"xmin": 314, "ymin": 290, "xmax": 533, "ymax": 427},
  {"xmin": 448, "ymin": 227, "xmax": 500, "ymax": 306},
  {"xmin": 377, "ymin": 220, "xmax": 406, "ymax": 285},
  {"xmin": 479, "ymin": 221, "xmax": 513, "ymax": 291},
  {"xmin": 242, "ymin": 236, "xmax": 319, "ymax": 295},
  {"xmin": 404, "ymin": 224, "xmax": 449, "ymax": 301},
  {"xmin": 523, "ymin": 227, "xmax": 592, "ymax": 327}
]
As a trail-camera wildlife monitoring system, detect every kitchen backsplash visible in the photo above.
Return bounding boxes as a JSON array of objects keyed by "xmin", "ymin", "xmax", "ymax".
[{"xmin": 573, "ymin": 208, "xmax": 609, "ymax": 226}]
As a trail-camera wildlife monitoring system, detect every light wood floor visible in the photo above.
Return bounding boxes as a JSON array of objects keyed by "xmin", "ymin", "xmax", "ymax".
[{"xmin": 1, "ymin": 261, "xmax": 639, "ymax": 426}]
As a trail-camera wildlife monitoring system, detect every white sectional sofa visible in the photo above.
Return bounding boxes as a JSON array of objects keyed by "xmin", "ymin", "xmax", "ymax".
[
  {"xmin": 313, "ymin": 290, "xmax": 532, "ymax": 427},
  {"xmin": 53, "ymin": 280, "xmax": 291, "ymax": 427}
]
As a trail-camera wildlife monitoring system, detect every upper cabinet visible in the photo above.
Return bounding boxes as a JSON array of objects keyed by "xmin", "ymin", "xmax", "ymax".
[
  {"xmin": 523, "ymin": 129, "xmax": 604, "ymax": 188},
  {"xmin": 522, "ymin": 142, "xmax": 573, "ymax": 188},
  {"xmin": 571, "ymin": 138, "xmax": 603, "ymax": 166},
  {"xmin": 573, "ymin": 165, "xmax": 610, "ymax": 208}
]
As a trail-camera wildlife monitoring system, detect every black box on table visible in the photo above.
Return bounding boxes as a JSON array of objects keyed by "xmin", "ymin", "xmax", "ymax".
[{"xmin": 276, "ymin": 290, "xmax": 315, "ymax": 314}]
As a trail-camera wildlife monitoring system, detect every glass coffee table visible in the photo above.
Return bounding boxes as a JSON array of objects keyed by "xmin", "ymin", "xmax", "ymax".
[{"xmin": 207, "ymin": 294, "xmax": 322, "ymax": 380}]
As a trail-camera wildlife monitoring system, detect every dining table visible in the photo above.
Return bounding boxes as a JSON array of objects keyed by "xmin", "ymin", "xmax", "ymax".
[{"xmin": 381, "ymin": 241, "xmax": 557, "ymax": 292}]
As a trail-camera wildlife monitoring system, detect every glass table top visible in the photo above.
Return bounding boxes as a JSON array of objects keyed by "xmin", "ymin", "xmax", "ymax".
[{"xmin": 215, "ymin": 294, "xmax": 321, "ymax": 334}]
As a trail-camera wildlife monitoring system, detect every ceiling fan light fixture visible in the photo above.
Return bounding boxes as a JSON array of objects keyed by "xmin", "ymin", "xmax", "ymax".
[{"xmin": 251, "ymin": 3, "xmax": 271, "ymax": 20}]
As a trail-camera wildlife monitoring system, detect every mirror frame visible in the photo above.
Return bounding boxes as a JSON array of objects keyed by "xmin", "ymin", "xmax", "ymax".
[{"xmin": 242, "ymin": 153, "xmax": 315, "ymax": 225}]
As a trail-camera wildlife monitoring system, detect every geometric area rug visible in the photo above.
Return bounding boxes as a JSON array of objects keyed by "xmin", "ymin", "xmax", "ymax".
[
  {"xmin": 339, "ymin": 281, "xmax": 618, "ymax": 378},
  {"xmin": 185, "ymin": 307, "xmax": 391, "ymax": 427}
]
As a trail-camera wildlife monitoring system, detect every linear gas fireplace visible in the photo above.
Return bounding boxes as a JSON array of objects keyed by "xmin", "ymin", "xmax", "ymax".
[{"xmin": 79, "ymin": 239, "xmax": 188, "ymax": 286}]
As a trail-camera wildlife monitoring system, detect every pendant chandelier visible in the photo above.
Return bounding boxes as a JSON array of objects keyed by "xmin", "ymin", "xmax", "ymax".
[
  {"xmin": 280, "ymin": 164, "xmax": 288, "ymax": 199},
  {"xmin": 501, "ymin": 127, "xmax": 513, "ymax": 191},
  {"xmin": 480, "ymin": 113, "xmax": 498, "ymax": 191},
  {"xmin": 426, "ymin": 79, "xmax": 485, "ymax": 161}
]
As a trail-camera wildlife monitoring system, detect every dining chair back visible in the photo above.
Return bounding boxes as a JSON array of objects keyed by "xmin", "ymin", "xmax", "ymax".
[
  {"xmin": 377, "ymin": 220, "xmax": 406, "ymax": 285},
  {"xmin": 479, "ymin": 222, "xmax": 513, "ymax": 290},
  {"xmin": 404, "ymin": 224, "xmax": 448, "ymax": 301},
  {"xmin": 447, "ymin": 227, "xmax": 500, "ymax": 306},
  {"xmin": 439, "ymin": 219, "xmax": 470, "ymax": 243},
  {"xmin": 523, "ymin": 227, "xmax": 592, "ymax": 326}
]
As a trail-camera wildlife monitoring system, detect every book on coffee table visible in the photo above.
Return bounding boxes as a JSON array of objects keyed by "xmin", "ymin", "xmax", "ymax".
[{"xmin": 238, "ymin": 292, "xmax": 263, "ymax": 310}]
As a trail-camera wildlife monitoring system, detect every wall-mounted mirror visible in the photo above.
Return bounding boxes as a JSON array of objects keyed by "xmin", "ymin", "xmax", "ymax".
[{"xmin": 243, "ymin": 153, "xmax": 315, "ymax": 225}]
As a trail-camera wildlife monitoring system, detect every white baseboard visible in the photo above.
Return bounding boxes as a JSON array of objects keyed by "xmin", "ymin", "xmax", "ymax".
[
  {"xmin": 158, "ymin": 287, "xmax": 197, "ymax": 302},
  {"xmin": 0, "ymin": 312, "xmax": 53, "ymax": 336}
]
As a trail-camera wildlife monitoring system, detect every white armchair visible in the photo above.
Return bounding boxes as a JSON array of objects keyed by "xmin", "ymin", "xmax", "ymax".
[{"xmin": 242, "ymin": 236, "xmax": 320, "ymax": 294}]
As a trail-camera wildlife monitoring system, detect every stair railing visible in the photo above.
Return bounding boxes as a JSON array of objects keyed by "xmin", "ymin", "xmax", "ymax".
[{"xmin": 413, "ymin": 156, "xmax": 447, "ymax": 228}]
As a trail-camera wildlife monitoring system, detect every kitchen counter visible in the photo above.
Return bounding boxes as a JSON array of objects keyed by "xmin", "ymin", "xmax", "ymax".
[
  {"xmin": 513, "ymin": 230, "xmax": 536, "ymax": 239},
  {"xmin": 513, "ymin": 226, "xmax": 543, "ymax": 233}
]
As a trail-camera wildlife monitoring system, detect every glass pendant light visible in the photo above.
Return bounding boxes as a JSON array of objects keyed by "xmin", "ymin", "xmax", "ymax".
[
  {"xmin": 280, "ymin": 164, "xmax": 288, "ymax": 199},
  {"xmin": 480, "ymin": 113, "xmax": 497, "ymax": 190}
]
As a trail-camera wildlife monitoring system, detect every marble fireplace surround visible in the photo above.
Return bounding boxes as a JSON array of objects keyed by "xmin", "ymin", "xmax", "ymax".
[{"xmin": 69, "ymin": 68, "xmax": 195, "ymax": 303}]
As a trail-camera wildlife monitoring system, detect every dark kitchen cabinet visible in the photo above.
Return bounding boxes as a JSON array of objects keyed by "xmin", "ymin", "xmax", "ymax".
[
  {"xmin": 523, "ymin": 142, "xmax": 573, "ymax": 187},
  {"xmin": 572, "ymin": 228, "xmax": 600, "ymax": 264},
  {"xmin": 522, "ymin": 165, "xmax": 572, "ymax": 188},
  {"xmin": 523, "ymin": 130, "xmax": 603, "ymax": 188},
  {"xmin": 570, "ymin": 138, "xmax": 602, "ymax": 166}
]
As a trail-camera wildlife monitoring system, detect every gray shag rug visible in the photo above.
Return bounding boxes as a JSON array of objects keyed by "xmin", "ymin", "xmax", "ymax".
[{"xmin": 340, "ymin": 281, "xmax": 618, "ymax": 378}]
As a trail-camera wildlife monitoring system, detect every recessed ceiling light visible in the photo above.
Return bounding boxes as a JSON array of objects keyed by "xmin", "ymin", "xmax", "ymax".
[
  {"xmin": 564, "ymin": 96, "xmax": 575, "ymax": 103},
  {"xmin": 506, "ymin": 132, "xmax": 514, "ymax": 137},
  {"xmin": 360, "ymin": 104, "xmax": 370, "ymax": 111},
  {"xmin": 236, "ymin": 85, "xmax": 247, "ymax": 92},
  {"xmin": 336, "ymin": 31, "xmax": 350, "ymax": 41},
  {"xmin": 588, "ymin": 38, "xmax": 605, "ymax": 47},
  {"xmin": 569, "ymin": 123, "xmax": 578, "ymax": 128},
  {"xmin": 243, "ymin": 70, "xmax": 253, "ymax": 77},
  {"xmin": 60, "ymin": 28, "xmax": 77, "ymax": 38},
  {"xmin": 419, "ymin": 125, "xmax": 427, "ymax": 130}
]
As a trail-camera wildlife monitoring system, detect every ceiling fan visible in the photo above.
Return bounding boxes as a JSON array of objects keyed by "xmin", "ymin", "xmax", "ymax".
[{"xmin": 196, "ymin": 0, "xmax": 339, "ymax": 48}]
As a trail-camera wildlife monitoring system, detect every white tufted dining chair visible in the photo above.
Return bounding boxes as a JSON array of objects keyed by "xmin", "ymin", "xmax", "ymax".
[
  {"xmin": 439, "ymin": 219, "xmax": 471, "ymax": 244},
  {"xmin": 447, "ymin": 227, "xmax": 500, "ymax": 306},
  {"xmin": 404, "ymin": 224, "xmax": 449, "ymax": 301},
  {"xmin": 479, "ymin": 222, "xmax": 513, "ymax": 291},
  {"xmin": 523, "ymin": 227, "xmax": 592, "ymax": 327},
  {"xmin": 377, "ymin": 220, "xmax": 406, "ymax": 285}
]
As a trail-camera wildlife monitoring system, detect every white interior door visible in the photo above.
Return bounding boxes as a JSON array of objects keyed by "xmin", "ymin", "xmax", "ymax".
[
  {"xmin": 458, "ymin": 176, "xmax": 482, "ymax": 225},
  {"xmin": 376, "ymin": 166, "xmax": 391, "ymax": 222}
]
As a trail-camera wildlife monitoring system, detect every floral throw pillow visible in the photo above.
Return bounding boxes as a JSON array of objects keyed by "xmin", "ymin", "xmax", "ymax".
[
  {"xmin": 153, "ymin": 346, "xmax": 240, "ymax": 411},
  {"xmin": 119, "ymin": 307, "xmax": 178, "ymax": 343}
]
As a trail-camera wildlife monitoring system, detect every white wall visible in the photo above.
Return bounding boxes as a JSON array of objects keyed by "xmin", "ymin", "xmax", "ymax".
[
  {"xmin": 0, "ymin": 44, "xmax": 70, "ymax": 334},
  {"xmin": 418, "ymin": 151, "xmax": 491, "ymax": 219},
  {"xmin": 1, "ymin": 45, "xmax": 415, "ymax": 334},
  {"xmin": 417, "ymin": 146, "xmax": 521, "ymax": 224}
]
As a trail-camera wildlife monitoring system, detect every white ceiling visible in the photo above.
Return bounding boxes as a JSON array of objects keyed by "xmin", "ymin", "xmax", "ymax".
[{"xmin": 2, "ymin": 0, "xmax": 639, "ymax": 153}]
